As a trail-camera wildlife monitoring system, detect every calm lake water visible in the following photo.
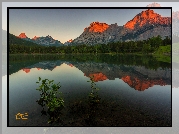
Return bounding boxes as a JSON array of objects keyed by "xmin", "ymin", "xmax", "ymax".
[{"xmin": 9, "ymin": 54, "xmax": 171, "ymax": 126}]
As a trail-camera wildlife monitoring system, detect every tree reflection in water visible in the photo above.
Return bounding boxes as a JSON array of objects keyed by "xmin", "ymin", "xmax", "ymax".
[{"xmin": 85, "ymin": 75, "xmax": 101, "ymax": 126}]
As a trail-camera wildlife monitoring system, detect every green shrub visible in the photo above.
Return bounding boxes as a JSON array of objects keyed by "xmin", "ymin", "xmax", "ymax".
[{"xmin": 36, "ymin": 77, "xmax": 64, "ymax": 123}]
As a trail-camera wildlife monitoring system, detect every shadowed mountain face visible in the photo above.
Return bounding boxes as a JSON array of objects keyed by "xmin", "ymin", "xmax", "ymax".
[
  {"xmin": 32, "ymin": 35, "xmax": 63, "ymax": 46},
  {"xmin": 147, "ymin": 2, "xmax": 179, "ymax": 38},
  {"xmin": 70, "ymin": 9, "xmax": 171, "ymax": 45},
  {"xmin": 16, "ymin": 33, "xmax": 63, "ymax": 47},
  {"xmin": 9, "ymin": 55, "xmax": 171, "ymax": 91}
]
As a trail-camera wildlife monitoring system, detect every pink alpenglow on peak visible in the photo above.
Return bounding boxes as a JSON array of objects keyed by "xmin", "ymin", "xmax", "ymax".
[
  {"xmin": 17, "ymin": 33, "xmax": 27, "ymax": 38},
  {"xmin": 84, "ymin": 22, "xmax": 109, "ymax": 33},
  {"xmin": 124, "ymin": 9, "xmax": 171, "ymax": 30},
  {"xmin": 32, "ymin": 36, "xmax": 39, "ymax": 40},
  {"xmin": 68, "ymin": 39, "xmax": 73, "ymax": 42}
]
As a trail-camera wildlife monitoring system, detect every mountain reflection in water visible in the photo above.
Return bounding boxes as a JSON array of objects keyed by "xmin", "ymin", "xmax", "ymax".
[
  {"xmin": 9, "ymin": 54, "xmax": 171, "ymax": 126},
  {"xmin": 9, "ymin": 55, "xmax": 171, "ymax": 91}
]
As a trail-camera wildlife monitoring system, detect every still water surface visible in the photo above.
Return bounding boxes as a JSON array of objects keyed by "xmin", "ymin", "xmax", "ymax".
[{"xmin": 9, "ymin": 54, "xmax": 171, "ymax": 126}]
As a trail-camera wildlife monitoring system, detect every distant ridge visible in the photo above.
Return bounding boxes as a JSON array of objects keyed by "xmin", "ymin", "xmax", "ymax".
[
  {"xmin": 15, "ymin": 33, "xmax": 63, "ymax": 47},
  {"xmin": 9, "ymin": 33, "xmax": 39, "ymax": 46}
]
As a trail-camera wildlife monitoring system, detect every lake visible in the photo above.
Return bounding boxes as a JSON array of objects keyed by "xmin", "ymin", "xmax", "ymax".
[{"xmin": 8, "ymin": 54, "xmax": 171, "ymax": 126}]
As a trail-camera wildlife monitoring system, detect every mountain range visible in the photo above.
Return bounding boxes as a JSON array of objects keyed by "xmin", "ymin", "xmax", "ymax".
[
  {"xmin": 13, "ymin": 9, "xmax": 171, "ymax": 46},
  {"xmin": 146, "ymin": 2, "xmax": 179, "ymax": 36},
  {"xmin": 16, "ymin": 33, "xmax": 63, "ymax": 47},
  {"xmin": 69, "ymin": 9, "xmax": 171, "ymax": 45}
]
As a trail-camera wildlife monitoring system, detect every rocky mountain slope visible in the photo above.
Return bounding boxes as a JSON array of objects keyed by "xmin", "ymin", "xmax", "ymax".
[
  {"xmin": 17, "ymin": 33, "xmax": 63, "ymax": 47},
  {"xmin": 64, "ymin": 39, "xmax": 73, "ymax": 46},
  {"xmin": 70, "ymin": 9, "xmax": 171, "ymax": 46},
  {"xmin": 147, "ymin": 2, "xmax": 179, "ymax": 43},
  {"xmin": 71, "ymin": 22, "xmax": 124, "ymax": 45},
  {"xmin": 32, "ymin": 35, "xmax": 63, "ymax": 46}
]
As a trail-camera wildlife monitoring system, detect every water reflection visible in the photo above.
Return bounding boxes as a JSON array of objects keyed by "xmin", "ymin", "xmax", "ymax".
[
  {"xmin": 9, "ymin": 54, "xmax": 171, "ymax": 126},
  {"xmin": 86, "ymin": 75, "xmax": 101, "ymax": 126},
  {"xmin": 122, "ymin": 76, "xmax": 167, "ymax": 91},
  {"xmin": 10, "ymin": 58, "xmax": 171, "ymax": 91}
]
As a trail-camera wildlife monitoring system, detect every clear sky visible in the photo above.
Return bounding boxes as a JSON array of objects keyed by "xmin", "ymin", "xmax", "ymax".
[{"xmin": 9, "ymin": 8, "xmax": 171, "ymax": 43}]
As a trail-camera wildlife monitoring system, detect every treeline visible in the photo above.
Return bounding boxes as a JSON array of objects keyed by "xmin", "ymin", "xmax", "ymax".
[{"xmin": 9, "ymin": 35, "xmax": 171, "ymax": 54}]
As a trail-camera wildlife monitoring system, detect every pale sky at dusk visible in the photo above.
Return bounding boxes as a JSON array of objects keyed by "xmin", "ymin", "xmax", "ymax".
[{"xmin": 9, "ymin": 8, "xmax": 171, "ymax": 43}]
